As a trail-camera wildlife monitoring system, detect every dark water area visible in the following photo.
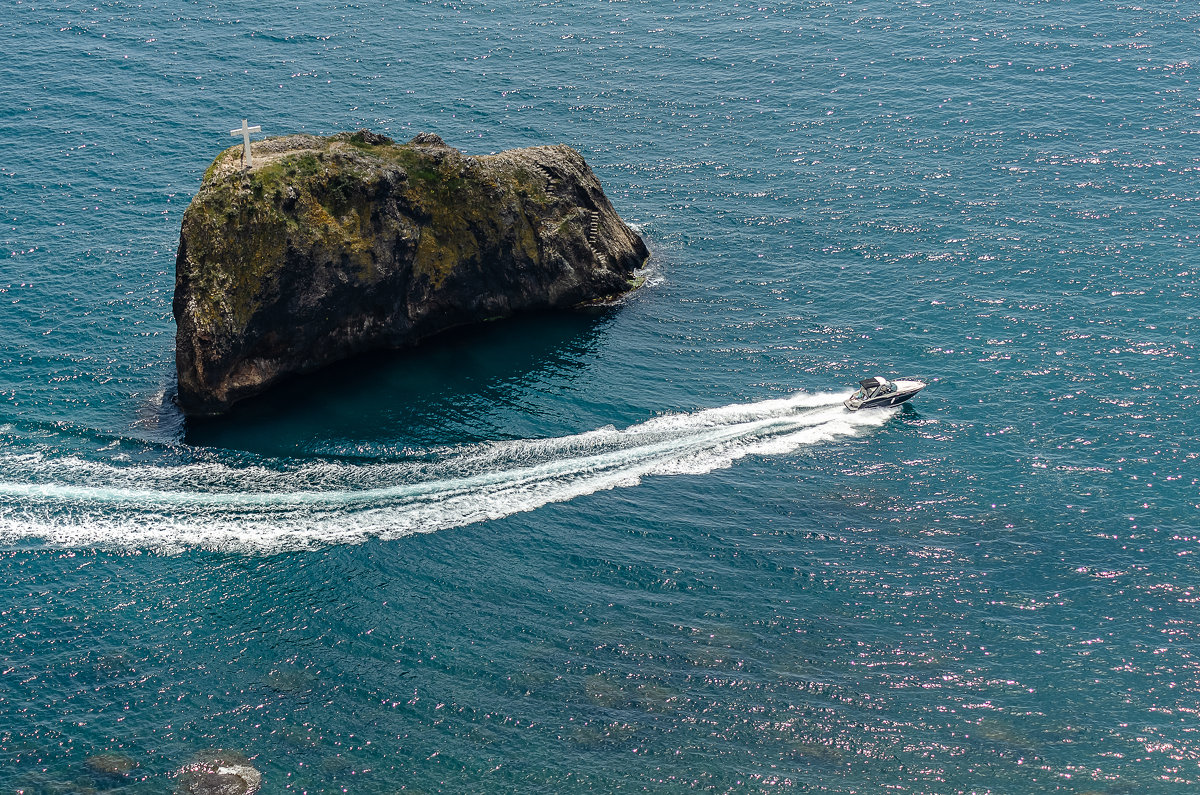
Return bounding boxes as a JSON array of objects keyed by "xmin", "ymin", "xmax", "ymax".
[
  {"xmin": 183, "ymin": 311, "xmax": 624, "ymax": 454},
  {"xmin": 1, "ymin": 0, "xmax": 1197, "ymax": 791}
]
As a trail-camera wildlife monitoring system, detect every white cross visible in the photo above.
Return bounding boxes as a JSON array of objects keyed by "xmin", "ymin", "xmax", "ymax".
[{"xmin": 230, "ymin": 119, "xmax": 262, "ymax": 169}]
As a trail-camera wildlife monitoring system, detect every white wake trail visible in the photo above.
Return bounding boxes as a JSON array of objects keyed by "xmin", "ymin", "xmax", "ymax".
[{"xmin": 0, "ymin": 393, "xmax": 894, "ymax": 551}]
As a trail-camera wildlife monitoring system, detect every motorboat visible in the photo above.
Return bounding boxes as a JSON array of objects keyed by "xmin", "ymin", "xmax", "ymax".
[{"xmin": 844, "ymin": 376, "xmax": 926, "ymax": 410}]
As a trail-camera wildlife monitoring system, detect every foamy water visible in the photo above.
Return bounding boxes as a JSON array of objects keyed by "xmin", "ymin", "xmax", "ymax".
[{"xmin": 0, "ymin": 392, "xmax": 889, "ymax": 551}]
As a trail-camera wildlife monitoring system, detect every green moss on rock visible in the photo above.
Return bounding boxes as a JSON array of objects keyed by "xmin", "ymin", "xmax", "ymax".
[{"xmin": 174, "ymin": 130, "xmax": 649, "ymax": 415}]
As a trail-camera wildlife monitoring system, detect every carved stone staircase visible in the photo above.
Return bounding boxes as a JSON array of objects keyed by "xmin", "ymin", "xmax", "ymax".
[
  {"xmin": 529, "ymin": 163, "xmax": 558, "ymax": 190},
  {"xmin": 586, "ymin": 210, "xmax": 608, "ymax": 267}
]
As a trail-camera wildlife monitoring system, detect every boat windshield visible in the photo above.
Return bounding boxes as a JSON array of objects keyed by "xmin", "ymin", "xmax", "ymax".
[{"xmin": 853, "ymin": 381, "xmax": 896, "ymax": 400}]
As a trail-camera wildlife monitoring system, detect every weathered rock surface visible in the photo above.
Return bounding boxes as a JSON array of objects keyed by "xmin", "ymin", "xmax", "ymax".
[
  {"xmin": 174, "ymin": 130, "xmax": 649, "ymax": 416},
  {"xmin": 175, "ymin": 750, "xmax": 262, "ymax": 795}
]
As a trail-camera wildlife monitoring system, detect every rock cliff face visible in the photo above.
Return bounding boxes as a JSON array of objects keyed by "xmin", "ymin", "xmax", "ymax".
[{"xmin": 173, "ymin": 130, "xmax": 649, "ymax": 416}]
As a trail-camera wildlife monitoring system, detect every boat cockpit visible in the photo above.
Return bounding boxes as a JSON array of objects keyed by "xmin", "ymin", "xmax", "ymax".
[{"xmin": 850, "ymin": 377, "xmax": 895, "ymax": 402}]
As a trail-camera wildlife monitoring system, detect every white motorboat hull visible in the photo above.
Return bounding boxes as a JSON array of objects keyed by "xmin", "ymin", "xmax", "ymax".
[{"xmin": 844, "ymin": 378, "xmax": 926, "ymax": 410}]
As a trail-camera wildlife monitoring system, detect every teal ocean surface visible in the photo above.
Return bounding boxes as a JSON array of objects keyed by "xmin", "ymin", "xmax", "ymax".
[{"xmin": 1, "ymin": 1, "xmax": 1198, "ymax": 791}]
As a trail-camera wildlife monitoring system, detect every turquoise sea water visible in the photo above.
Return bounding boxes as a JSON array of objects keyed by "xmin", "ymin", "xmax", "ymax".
[{"xmin": 2, "ymin": 0, "xmax": 1198, "ymax": 791}]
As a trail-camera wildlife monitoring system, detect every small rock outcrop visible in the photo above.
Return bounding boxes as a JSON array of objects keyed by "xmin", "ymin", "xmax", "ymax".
[
  {"xmin": 174, "ymin": 130, "xmax": 649, "ymax": 416},
  {"xmin": 175, "ymin": 750, "xmax": 262, "ymax": 795}
]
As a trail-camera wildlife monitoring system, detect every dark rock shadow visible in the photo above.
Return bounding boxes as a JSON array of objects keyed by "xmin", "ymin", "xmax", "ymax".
[{"xmin": 183, "ymin": 309, "xmax": 616, "ymax": 456}]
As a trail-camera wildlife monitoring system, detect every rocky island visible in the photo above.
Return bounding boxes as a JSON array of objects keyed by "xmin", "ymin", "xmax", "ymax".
[{"xmin": 173, "ymin": 130, "xmax": 649, "ymax": 416}]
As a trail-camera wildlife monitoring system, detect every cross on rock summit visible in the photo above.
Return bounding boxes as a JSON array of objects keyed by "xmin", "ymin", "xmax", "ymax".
[{"xmin": 230, "ymin": 120, "xmax": 262, "ymax": 169}]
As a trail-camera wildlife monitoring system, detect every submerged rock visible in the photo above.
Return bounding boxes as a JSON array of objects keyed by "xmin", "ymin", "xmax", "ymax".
[
  {"xmin": 174, "ymin": 130, "xmax": 649, "ymax": 416},
  {"xmin": 175, "ymin": 750, "xmax": 262, "ymax": 795},
  {"xmin": 84, "ymin": 752, "xmax": 138, "ymax": 778}
]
